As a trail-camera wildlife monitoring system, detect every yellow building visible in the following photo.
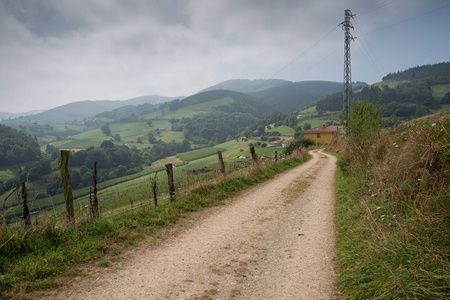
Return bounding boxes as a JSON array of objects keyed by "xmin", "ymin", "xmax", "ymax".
[{"xmin": 303, "ymin": 125, "xmax": 343, "ymax": 144}]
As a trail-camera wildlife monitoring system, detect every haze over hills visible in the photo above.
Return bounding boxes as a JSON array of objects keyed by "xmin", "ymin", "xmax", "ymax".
[
  {"xmin": 1, "ymin": 79, "xmax": 347, "ymax": 125},
  {"xmin": 0, "ymin": 110, "xmax": 44, "ymax": 121},
  {"xmin": 250, "ymin": 81, "xmax": 348, "ymax": 112},
  {"xmin": 198, "ymin": 79, "xmax": 292, "ymax": 94},
  {"xmin": 0, "ymin": 95, "xmax": 180, "ymax": 125}
]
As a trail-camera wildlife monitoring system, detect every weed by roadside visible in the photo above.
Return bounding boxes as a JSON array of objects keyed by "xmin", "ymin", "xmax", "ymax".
[{"xmin": 333, "ymin": 111, "xmax": 449, "ymax": 299}]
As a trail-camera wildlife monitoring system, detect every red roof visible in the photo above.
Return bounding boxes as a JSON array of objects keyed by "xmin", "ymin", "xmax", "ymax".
[{"xmin": 303, "ymin": 125, "xmax": 341, "ymax": 133}]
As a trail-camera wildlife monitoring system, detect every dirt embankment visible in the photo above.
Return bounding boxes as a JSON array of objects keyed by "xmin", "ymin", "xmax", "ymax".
[{"xmin": 40, "ymin": 149, "xmax": 337, "ymax": 300}]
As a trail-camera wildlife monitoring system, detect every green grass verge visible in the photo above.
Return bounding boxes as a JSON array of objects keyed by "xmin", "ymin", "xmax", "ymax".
[
  {"xmin": 0, "ymin": 155, "xmax": 310, "ymax": 297},
  {"xmin": 334, "ymin": 157, "xmax": 450, "ymax": 299}
]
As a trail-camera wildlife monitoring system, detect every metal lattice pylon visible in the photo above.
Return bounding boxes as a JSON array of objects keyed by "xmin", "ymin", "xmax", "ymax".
[{"xmin": 340, "ymin": 9, "xmax": 355, "ymax": 119}]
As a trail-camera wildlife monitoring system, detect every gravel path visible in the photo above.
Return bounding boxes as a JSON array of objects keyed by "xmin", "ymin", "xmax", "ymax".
[{"xmin": 42, "ymin": 149, "xmax": 337, "ymax": 300}]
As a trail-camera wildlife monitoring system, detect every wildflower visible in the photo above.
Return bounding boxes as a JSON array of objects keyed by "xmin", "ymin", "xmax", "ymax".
[
  {"xmin": 432, "ymin": 123, "xmax": 436, "ymax": 127},
  {"xmin": 376, "ymin": 206, "xmax": 382, "ymax": 210},
  {"xmin": 395, "ymin": 144, "xmax": 399, "ymax": 148}
]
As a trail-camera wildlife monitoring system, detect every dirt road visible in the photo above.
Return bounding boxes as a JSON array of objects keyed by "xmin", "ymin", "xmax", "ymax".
[{"xmin": 43, "ymin": 150, "xmax": 337, "ymax": 299}]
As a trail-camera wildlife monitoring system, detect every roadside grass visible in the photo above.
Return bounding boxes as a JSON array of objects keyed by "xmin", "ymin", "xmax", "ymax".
[
  {"xmin": 332, "ymin": 112, "xmax": 450, "ymax": 299},
  {"xmin": 0, "ymin": 153, "xmax": 310, "ymax": 297}
]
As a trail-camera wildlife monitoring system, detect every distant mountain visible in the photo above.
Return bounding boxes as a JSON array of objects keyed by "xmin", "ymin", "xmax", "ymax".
[
  {"xmin": 250, "ymin": 81, "xmax": 346, "ymax": 112},
  {"xmin": 121, "ymin": 95, "xmax": 183, "ymax": 106},
  {"xmin": 164, "ymin": 89, "xmax": 275, "ymax": 118},
  {"xmin": 0, "ymin": 110, "xmax": 44, "ymax": 121},
  {"xmin": 1, "ymin": 95, "xmax": 179, "ymax": 125},
  {"xmin": 199, "ymin": 79, "xmax": 292, "ymax": 94}
]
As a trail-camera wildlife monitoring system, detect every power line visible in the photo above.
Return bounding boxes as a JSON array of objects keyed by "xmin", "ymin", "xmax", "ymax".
[
  {"xmin": 294, "ymin": 47, "xmax": 340, "ymax": 81},
  {"xmin": 356, "ymin": 0, "xmax": 399, "ymax": 17},
  {"xmin": 364, "ymin": 2, "xmax": 450, "ymax": 36},
  {"xmin": 270, "ymin": 26, "xmax": 339, "ymax": 78},
  {"xmin": 353, "ymin": 19, "xmax": 386, "ymax": 75}
]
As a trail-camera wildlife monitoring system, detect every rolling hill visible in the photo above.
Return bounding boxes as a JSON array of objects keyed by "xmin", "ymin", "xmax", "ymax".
[
  {"xmin": 199, "ymin": 78, "xmax": 292, "ymax": 94},
  {"xmin": 315, "ymin": 62, "xmax": 450, "ymax": 118},
  {"xmin": 1, "ymin": 95, "xmax": 179, "ymax": 126},
  {"xmin": 250, "ymin": 81, "xmax": 347, "ymax": 112}
]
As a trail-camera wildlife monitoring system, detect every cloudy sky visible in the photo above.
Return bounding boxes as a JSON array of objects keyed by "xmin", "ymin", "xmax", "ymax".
[{"xmin": 1, "ymin": 0, "xmax": 449, "ymax": 113}]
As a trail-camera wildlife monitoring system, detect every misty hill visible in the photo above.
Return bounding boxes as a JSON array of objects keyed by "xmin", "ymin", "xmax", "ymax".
[
  {"xmin": 2, "ymin": 95, "xmax": 178, "ymax": 126},
  {"xmin": 199, "ymin": 79, "xmax": 292, "ymax": 94},
  {"xmin": 382, "ymin": 61, "xmax": 450, "ymax": 81},
  {"xmin": 0, "ymin": 110, "xmax": 44, "ymax": 121},
  {"xmin": 316, "ymin": 62, "xmax": 450, "ymax": 118},
  {"xmin": 250, "ymin": 81, "xmax": 347, "ymax": 112},
  {"xmin": 163, "ymin": 89, "xmax": 275, "ymax": 118}
]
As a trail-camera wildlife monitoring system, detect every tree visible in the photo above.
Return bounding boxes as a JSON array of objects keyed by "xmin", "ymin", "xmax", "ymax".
[
  {"xmin": 442, "ymin": 92, "xmax": 450, "ymax": 104},
  {"xmin": 101, "ymin": 125, "xmax": 111, "ymax": 136},
  {"xmin": 148, "ymin": 132, "xmax": 157, "ymax": 144},
  {"xmin": 114, "ymin": 134, "xmax": 121, "ymax": 142},
  {"xmin": 256, "ymin": 125, "xmax": 265, "ymax": 136},
  {"xmin": 303, "ymin": 123, "xmax": 311, "ymax": 130},
  {"xmin": 283, "ymin": 137, "xmax": 315, "ymax": 155}
]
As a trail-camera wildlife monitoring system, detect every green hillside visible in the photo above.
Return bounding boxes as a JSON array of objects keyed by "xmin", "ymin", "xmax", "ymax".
[
  {"xmin": 250, "ymin": 80, "xmax": 346, "ymax": 112},
  {"xmin": 1, "ymin": 95, "xmax": 178, "ymax": 126},
  {"xmin": 315, "ymin": 62, "xmax": 450, "ymax": 118}
]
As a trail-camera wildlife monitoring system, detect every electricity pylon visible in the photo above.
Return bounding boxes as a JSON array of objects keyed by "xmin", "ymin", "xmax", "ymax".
[{"xmin": 340, "ymin": 9, "xmax": 356, "ymax": 120}]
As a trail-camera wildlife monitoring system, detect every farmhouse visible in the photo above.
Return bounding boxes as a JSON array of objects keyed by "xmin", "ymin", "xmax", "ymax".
[
  {"xmin": 303, "ymin": 125, "xmax": 343, "ymax": 144},
  {"xmin": 237, "ymin": 137, "xmax": 248, "ymax": 142},
  {"xmin": 268, "ymin": 140, "xmax": 282, "ymax": 147}
]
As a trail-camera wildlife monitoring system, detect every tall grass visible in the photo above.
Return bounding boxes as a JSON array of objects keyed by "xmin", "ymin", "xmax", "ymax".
[
  {"xmin": 333, "ymin": 112, "xmax": 450, "ymax": 299},
  {"xmin": 0, "ymin": 152, "xmax": 310, "ymax": 297}
]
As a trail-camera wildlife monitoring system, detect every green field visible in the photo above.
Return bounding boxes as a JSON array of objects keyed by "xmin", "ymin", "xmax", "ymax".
[
  {"xmin": 187, "ymin": 97, "xmax": 235, "ymax": 111},
  {"xmin": 298, "ymin": 106, "xmax": 318, "ymax": 116},
  {"xmin": 140, "ymin": 107, "xmax": 199, "ymax": 120},
  {"xmin": 267, "ymin": 125, "xmax": 295, "ymax": 135},
  {"xmin": 71, "ymin": 128, "xmax": 109, "ymax": 140},
  {"xmin": 0, "ymin": 168, "xmax": 14, "ymax": 183},
  {"xmin": 431, "ymin": 84, "xmax": 450, "ymax": 99},
  {"xmin": 299, "ymin": 119, "xmax": 336, "ymax": 128},
  {"xmin": 177, "ymin": 147, "xmax": 227, "ymax": 161}
]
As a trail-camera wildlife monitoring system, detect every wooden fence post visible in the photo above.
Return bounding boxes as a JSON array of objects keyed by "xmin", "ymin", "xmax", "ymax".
[
  {"xmin": 59, "ymin": 150, "xmax": 74, "ymax": 223},
  {"xmin": 151, "ymin": 172, "xmax": 158, "ymax": 207},
  {"xmin": 250, "ymin": 146, "xmax": 259, "ymax": 163},
  {"xmin": 165, "ymin": 163, "xmax": 175, "ymax": 202},
  {"xmin": 91, "ymin": 162, "xmax": 99, "ymax": 218},
  {"xmin": 275, "ymin": 150, "xmax": 278, "ymax": 163},
  {"xmin": 217, "ymin": 151, "xmax": 226, "ymax": 176},
  {"xmin": 21, "ymin": 182, "xmax": 31, "ymax": 227}
]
